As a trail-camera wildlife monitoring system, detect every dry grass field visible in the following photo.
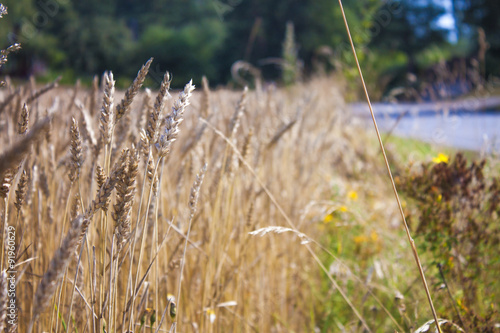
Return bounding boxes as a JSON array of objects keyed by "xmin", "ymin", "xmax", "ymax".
[{"xmin": 0, "ymin": 55, "xmax": 499, "ymax": 332}]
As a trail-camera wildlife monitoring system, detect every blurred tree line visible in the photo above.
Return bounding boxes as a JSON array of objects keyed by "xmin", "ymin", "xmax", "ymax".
[{"xmin": 0, "ymin": 0, "xmax": 498, "ymax": 92}]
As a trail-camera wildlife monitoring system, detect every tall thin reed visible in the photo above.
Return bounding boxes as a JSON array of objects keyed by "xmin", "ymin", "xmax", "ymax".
[
  {"xmin": 200, "ymin": 76, "xmax": 211, "ymax": 118},
  {"xmin": 175, "ymin": 163, "xmax": 207, "ymax": 324},
  {"xmin": 89, "ymin": 75, "xmax": 99, "ymax": 116},
  {"xmin": 335, "ymin": 0, "xmax": 442, "ymax": 331}
]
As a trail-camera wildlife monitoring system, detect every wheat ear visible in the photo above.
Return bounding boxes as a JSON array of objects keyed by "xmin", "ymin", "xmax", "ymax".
[
  {"xmin": 28, "ymin": 215, "xmax": 84, "ymax": 333},
  {"xmin": 69, "ymin": 118, "xmax": 84, "ymax": 183},
  {"xmin": 0, "ymin": 117, "xmax": 50, "ymax": 176},
  {"xmin": 100, "ymin": 71, "xmax": 115, "ymax": 146},
  {"xmin": 228, "ymin": 86, "xmax": 248, "ymax": 139},
  {"xmin": 13, "ymin": 169, "xmax": 29, "ymax": 213},
  {"xmin": 113, "ymin": 147, "xmax": 139, "ymax": 255},
  {"xmin": 116, "ymin": 58, "xmax": 153, "ymax": 123},
  {"xmin": 0, "ymin": 43, "xmax": 21, "ymax": 69},
  {"xmin": 157, "ymin": 80, "xmax": 195, "ymax": 158},
  {"xmin": 18, "ymin": 103, "xmax": 29, "ymax": 135},
  {"xmin": 147, "ymin": 72, "xmax": 171, "ymax": 144}
]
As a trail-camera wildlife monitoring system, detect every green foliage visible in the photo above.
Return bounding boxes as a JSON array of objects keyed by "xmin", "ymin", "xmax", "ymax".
[
  {"xmin": 137, "ymin": 19, "xmax": 226, "ymax": 87},
  {"xmin": 370, "ymin": 0, "xmax": 447, "ymax": 66},
  {"xmin": 0, "ymin": 0, "xmax": 496, "ymax": 90},
  {"xmin": 364, "ymin": 0, "xmax": 453, "ymax": 96},
  {"xmin": 398, "ymin": 153, "xmax": 500, "ymax": 331},
  {"xmin": 303, "ymin": 0, "xmax": 379, "ymax": 67},
  {"xmin": 0, "ymin": 0, "xmax": 224, "ymax": 85},
  {"xmin": 0, "ymin": 0, "xmax": 389, "ymax": 86}
]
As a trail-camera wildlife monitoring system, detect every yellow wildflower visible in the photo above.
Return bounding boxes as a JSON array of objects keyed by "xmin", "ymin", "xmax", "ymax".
[
  {"xmin": 347, "ymin": 190, "xmax": 358, "ymax": 201},
  {"xmin": 339, "ymin": 205, "xmax": 348, "ymax": 212},
  {"xmin": 437, "ymin": 194, "xmax": 442, "ymax": 203},
  {"xmin": 354, "ymin": 235, "xmax": 368, "ymax": 244},
  {"xmin": 432, "ymin": 153, "xmax": 449, "ymax": 164},
  {"xmin": 323, "ymin": 214, "xmax": 334, "ymax": 224},
  {"xmin": 370, "ymin": 230, "xmax": 378, "ymax": 242}
]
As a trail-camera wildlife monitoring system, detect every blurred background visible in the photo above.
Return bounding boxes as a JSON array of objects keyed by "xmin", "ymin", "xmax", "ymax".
[{"xmin": 0, "ymin": 0, "xmax": 498, "ymax": 100}]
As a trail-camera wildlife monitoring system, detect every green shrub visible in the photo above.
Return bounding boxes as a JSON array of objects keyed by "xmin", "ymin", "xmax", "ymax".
[{"xmin": 398, "ymin": 153, "xmax": 500, "ymax": 330}]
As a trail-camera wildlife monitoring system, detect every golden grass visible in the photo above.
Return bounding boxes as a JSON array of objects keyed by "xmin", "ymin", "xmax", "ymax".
[{"xmin": 0, "ymin": 62, "xmax": 468, "ymax": 332}]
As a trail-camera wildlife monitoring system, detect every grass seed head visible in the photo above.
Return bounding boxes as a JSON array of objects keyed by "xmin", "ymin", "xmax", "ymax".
[{"xmin": 116, "ymin": 58, "xmax": 153, "ymax": 123}]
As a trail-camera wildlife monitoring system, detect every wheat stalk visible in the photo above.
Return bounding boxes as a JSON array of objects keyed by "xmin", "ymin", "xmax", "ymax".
[
  {"xmin": 175, "ymin": 163, "xmax": 207, "ymax": 324},
  {"xmin": 200, "ymin": 76, "xmax": 211, "ymax": 118},
  {"xmin": 126, "ymin": 79, "xmax": 193, "ymax": 328}
]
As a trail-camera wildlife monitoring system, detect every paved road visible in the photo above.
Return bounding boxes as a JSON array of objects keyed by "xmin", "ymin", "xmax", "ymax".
[
  {"xmin": 350, "ymin": 97, "xmax": 500, "ymax": 152},
  {"xmin": 350, "ymin": 96, "xmax": 500, "ymax": 117}
]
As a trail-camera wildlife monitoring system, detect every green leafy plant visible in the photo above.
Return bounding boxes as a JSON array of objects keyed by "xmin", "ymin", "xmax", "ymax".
[{"xmin": 398, "ymin": 153, "xmax": 500, "ymax": 330}]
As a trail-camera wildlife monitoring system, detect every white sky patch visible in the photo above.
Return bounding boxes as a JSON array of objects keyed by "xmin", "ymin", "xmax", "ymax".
[
  {"xmin": 436, "ymin": 0, "xmax": 458, "ymax": 43},
  {"xmin": 437, "ymin": 13, "xmax": 456, "ymax": 30}
]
